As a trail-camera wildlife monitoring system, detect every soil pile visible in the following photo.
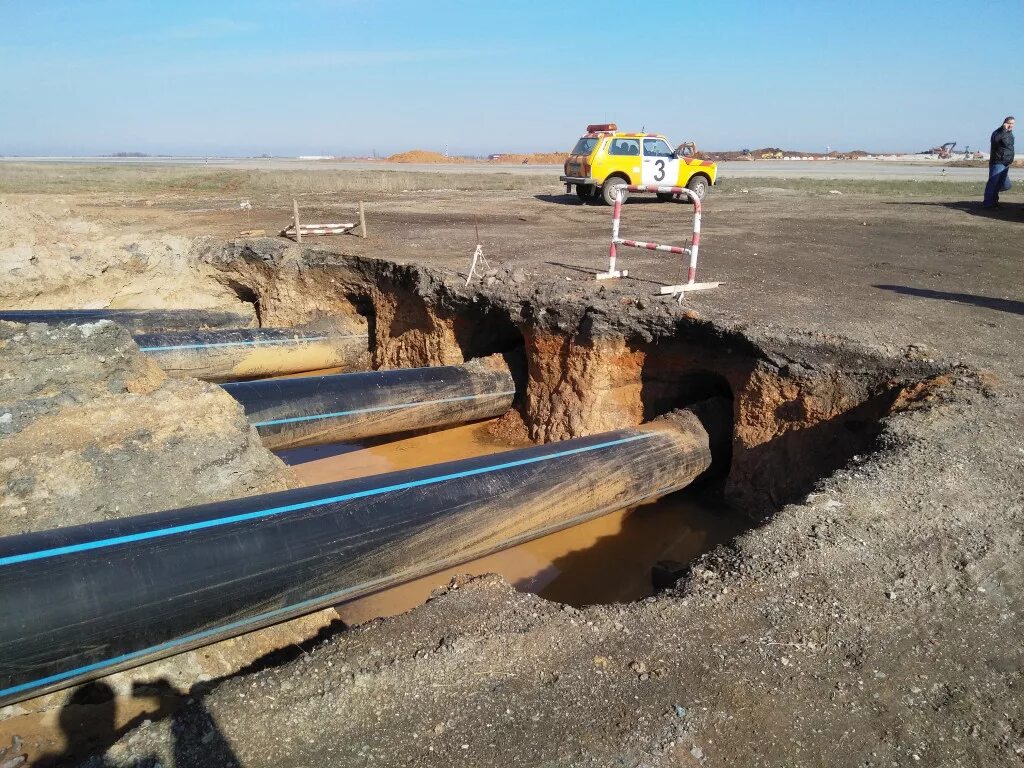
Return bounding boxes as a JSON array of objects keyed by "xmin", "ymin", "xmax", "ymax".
[
  {"xmin": 0, "ymin": 198, "xmax": 251, "ymax": 316},
  {"xmin": 0, "ymin": 320, "xmax": 293, "ymax": 536},
  {"xmin": 387, "ymin": 150, "xmax": 470, "ymax": 164}
]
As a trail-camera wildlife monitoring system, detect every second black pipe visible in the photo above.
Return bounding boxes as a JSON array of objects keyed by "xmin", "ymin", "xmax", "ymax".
[{"xmin": 222, "ymin": 354, "xmax": 517, "ymax": 449}]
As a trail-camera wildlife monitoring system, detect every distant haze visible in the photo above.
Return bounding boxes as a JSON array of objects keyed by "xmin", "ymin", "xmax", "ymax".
[{"xmin": 1, "ymin": 0, "xmax": 1020, "ymax": 157}]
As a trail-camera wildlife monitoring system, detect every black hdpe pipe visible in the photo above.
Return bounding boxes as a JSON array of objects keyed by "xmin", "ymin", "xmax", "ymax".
[
  {"xmin": 222, "ymin": 354, "xmax": 517, "ymax": 450},
  {"xmin": 0, "ymin": 308, "xmax": 253, "ymax": 333},
  {"xmin": 0, "ymin": 399, "xmax": 730, "ymax": 706},
  {"xmin": 135, "ymin": 327, "xmax": 369, "ymax": 381}
]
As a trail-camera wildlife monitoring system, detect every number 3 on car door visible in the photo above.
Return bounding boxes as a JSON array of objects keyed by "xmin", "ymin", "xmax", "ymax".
[{"xmin": 641, "ymin": 138, "xmax": 680, "ymax": 186}]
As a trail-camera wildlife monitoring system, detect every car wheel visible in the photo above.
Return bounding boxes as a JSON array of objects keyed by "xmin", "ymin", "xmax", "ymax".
[
  {"xmin": 576, "ymin": 185, "xmax": 595, "ymax": 203},
  {"xmin": 686, "ymin": 175, "xmax": 709, "ymax": 202},
  {"xmin": 601, "ymin": 177, "xmax": 628, "ymax": 206}
]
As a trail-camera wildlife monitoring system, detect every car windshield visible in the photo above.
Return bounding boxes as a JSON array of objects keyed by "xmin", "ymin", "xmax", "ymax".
[{"xmin": 571, "ymin": 137, "xmax": 599, "ymax": 155}]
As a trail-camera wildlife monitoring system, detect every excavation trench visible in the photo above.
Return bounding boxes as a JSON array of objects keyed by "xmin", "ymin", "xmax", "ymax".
[
  {"xmin": 0, "ymin": 242, "xmax": 951, "ymax": 763},
  {"xmin": 182, "ymin": 240, "xmax": 949, "ymax": 621},
  {"xmin": 200, "ymin": 240, "xmax": 945, "ymax": 514}
]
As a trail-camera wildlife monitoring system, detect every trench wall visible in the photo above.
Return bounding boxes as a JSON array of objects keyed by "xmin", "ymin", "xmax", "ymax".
[{"xmin": 201, "ymin": 239, "xmax": 945, "ymax": 513}]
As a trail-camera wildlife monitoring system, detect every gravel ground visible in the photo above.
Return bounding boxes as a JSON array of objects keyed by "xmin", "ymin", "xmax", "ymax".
[{"xmin": 0, "ymin": 170, "xmax": 1020, "ymax": 766}]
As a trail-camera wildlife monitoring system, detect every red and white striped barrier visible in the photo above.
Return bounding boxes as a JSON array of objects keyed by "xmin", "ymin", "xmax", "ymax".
[
  {"xmin": 282, "ymin": 223, "xmax": 356, "ymax": 237},
  {"xmin": 597, "ymin": 184, "xmax": 720, "ymax": 300}
]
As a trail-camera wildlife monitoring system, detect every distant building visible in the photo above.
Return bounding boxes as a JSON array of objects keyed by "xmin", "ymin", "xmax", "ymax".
[{"xmin": 488, "ymin": 154, "xmax": 503, "ymax": 161}]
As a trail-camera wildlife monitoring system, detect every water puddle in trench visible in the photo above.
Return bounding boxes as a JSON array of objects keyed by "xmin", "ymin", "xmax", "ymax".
[{"xmin": 277, "ymin": 419, "xmax": 746, "ymax": 624}]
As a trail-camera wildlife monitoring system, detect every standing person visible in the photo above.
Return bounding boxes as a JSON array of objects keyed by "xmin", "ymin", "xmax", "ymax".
[{"xmin": 983, "ymin": 116, "xmax": 1015, "ymax": 208}]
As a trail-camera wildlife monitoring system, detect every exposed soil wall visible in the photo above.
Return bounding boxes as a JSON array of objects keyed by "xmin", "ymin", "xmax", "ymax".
[
  {"xmin": 193, "ymin": 237, "xmax": 369, "ymax": 333},
  {"xmin": 201, "ymin": 241, "xmax": 947, "ymax": 513}
]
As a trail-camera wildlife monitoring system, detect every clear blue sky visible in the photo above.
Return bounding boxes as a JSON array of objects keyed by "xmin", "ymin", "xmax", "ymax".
[{"xmin": 1, "ymin": 0, "xmax": 1021, "ymax": 156}]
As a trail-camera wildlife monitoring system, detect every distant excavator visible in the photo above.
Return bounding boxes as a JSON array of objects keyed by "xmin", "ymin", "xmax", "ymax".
[{"xmin": 926, "ymin": 142, "xmax": 957, "ymax": 159}]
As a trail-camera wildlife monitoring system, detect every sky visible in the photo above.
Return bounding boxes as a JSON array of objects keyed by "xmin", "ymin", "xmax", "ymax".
[{"xmin": 1, "ymin": 0, "xmax": 1022, "ymax": 156}]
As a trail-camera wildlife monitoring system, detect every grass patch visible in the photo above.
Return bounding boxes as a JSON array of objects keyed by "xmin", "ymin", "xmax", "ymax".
[
  {"xmin": 1, "ymin": 163, "xmax": 1016, "ymax": 201},
  {"xmin": 0, "ymin": 163, "xmax": 557, "ymax": 198}
]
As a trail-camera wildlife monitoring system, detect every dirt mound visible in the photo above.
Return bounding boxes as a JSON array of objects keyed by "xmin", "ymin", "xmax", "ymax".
[
  {"xmin": 386, "ymin": 150, "xmax": 470, "ymax": 164},
  {"xmin": 0, "ymin": 197, "xmax": 252, "ymax": 316},
  {"xmin": 0, "ymin": 320, "xmax": 294, "ymax": 536},
  {"xmin": 705, "ymin": 150, "xmax": 752, "ymax": 161}
]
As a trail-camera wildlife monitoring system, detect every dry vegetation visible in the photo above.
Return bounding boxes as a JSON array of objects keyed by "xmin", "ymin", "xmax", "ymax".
[
  {"xmin": 0, "ymin": 162, "xmax": 993, "ymax": 203},
  {"xmin": 0, "ymin": 163, "xmax": 552, "ymax": 198}
]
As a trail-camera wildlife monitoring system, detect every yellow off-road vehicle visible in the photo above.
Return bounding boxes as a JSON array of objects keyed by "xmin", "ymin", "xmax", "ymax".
[{"xmin": 560, "ymin": 123, "xmax": 718, "ymax": 205}]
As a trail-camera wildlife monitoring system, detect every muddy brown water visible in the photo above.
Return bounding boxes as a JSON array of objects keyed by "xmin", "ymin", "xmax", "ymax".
[{"xmin": 277, "ymin": 419, "xmax": 745, "ymax": 622}]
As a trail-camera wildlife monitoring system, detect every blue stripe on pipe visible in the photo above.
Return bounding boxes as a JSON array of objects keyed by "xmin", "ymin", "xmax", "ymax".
[
  {"xmin": 137, "ymin": 334, "xmax": 366, "ymax": 352},
  {"xmin": 0, "ymin": 470, "xmax": 682, "ymax": 701},
  {"xmin": 252, "ymin": 390, "xmax": 518, "ymax": 427},
  {"xmin": 0, "ymin": 432, "xmax": 656, "ymax": 568}
]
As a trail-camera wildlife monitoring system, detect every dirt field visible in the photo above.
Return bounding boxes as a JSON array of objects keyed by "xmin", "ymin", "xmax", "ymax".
[{"xmin": 1, "ymin": 162, "xmax": 1023, "ymax": 767}]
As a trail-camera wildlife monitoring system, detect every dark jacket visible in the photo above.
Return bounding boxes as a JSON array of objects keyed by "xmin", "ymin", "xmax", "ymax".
[{"xmin": 990, "ymin": 126, "xmax": 1015, "ymax": 166}]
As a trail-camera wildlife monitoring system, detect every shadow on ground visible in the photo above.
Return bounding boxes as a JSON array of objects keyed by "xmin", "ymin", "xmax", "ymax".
[
  {"xmin": 534, "ymin": 193, "xmax": 670, "ymax": 206},
  {"xmin": 874, "ymin": 285, "xmax": 1024, "ymax": 316},
  {"xmin": 32, "ymin": 679, "xmax": 240, "ymax": 767},
  {"xmin": 884, "ymin": 200, "xmax": 1024, "ymax": 222}
]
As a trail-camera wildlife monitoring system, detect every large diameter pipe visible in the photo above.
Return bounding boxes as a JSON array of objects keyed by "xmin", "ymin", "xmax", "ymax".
[
  {"xmin": 0, "ymin": 308, "xmax": 254, "ymax": 333},
  {"xmin": 222, "ymin": 354, "xmax": 516, "ymax": 450},
  {"xmin": 0, "ymin": 399, "xmax": 729, "ymax": 706},
  {"xmin": 134, "ymin": 327, "xmax": 369, "ymax": 381}
]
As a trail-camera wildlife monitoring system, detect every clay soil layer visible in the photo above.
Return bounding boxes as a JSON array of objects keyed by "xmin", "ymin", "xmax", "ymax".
[{"xmin": 0, "ymin": 165, "xmax": 1022, "ymax": 767}]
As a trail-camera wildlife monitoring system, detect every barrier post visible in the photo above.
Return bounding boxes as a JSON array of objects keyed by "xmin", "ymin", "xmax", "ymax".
[
  {"xmin": 597, "ymin": 184, "xmax": 720, "ymax": 301},
  {"xmin": 596, "ymin": 191, "xmax": 627, "ymax": 279}
]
